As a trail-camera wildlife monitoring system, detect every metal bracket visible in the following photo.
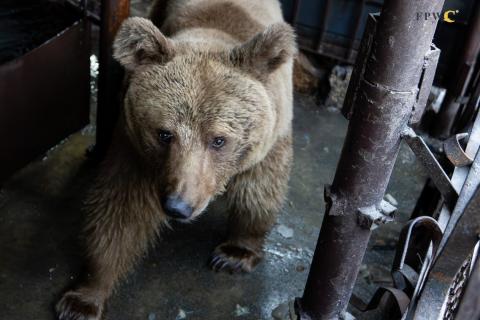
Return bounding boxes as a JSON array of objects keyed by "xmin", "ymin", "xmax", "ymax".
[
  {"xmin": 324, "ymin": 185, "xmax": 347, "ymax": 216},
  {"xmin": 410, "ymin": 44, "xmax": 441, "ymax": 124},
  {"xmin": 444, "ymin": 133, "xmax": 473, "ymax": 167},
  {"xmin": 391, "ymin": 217, "xmax": 443, "ymax": 292},
  {"xmin": 357, "ymin": 200, "xmax": 396, "ymax": 230},
  {"xmin": 342, "ymin": 13, "xmax": 378, "ymax": 119},
  {"xmin": 402, "ymin": 127, "xmax": 458, "ymax": 211},
  {"xmin": 350, "ymin": 287, "xmax": 410, "ymax": 317}
]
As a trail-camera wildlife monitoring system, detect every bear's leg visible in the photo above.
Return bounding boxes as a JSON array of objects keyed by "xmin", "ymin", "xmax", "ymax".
[
  {"xmin": 56, "ymin": 162, "xmax": 162, "ymax": 320},
  {"xmin": 211, "ymin": 134, "xmax": 292, "ymax": 273}
]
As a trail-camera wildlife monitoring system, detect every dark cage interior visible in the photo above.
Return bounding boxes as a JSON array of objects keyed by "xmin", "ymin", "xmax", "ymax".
[{"xmin": 0, "ymin": 1, "xmax": 79, "ymax": 64}]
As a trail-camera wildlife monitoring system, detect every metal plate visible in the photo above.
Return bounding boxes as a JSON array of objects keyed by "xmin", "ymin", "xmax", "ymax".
[{"xmin": 0, "ymin": 20, "xmax": 90, "ymax": 182}]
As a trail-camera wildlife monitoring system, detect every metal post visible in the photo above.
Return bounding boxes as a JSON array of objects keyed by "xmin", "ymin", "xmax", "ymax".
[
  {"xmin": 93, "ymin": 0, "xmax": 130, "ymax": 158},
  {"xmin": 296, "ymin": 0, "xmax": 445, "ymax": 319},
  {"xmin": 432, "ymin": 1, "xmax": 480, "ymax": 138}
]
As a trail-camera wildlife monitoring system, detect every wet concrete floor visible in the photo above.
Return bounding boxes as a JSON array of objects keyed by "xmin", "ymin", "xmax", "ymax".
[{"xmin": 0, "ymin": 92, "xmax": 427, "ymax": 320}]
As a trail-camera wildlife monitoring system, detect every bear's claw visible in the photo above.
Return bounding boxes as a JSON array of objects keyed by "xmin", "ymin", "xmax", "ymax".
[
  {"xmin": 56, "ymin": 290, "xmax": 102, "ymax": 320},
  {"xmin": 210, "ymin": 242, "xmax": 262, "ymax": 274}
]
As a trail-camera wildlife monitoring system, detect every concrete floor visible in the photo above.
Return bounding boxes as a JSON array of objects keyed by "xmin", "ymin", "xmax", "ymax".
[{"xmin": 0, "ymin": 92, "xmax": 427, "ymax": 320}]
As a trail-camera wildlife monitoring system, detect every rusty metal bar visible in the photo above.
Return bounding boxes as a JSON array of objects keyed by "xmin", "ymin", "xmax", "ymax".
[
  {"xmin": 296, "ymin": 0, "xmax": 445, "ymax": 318},
  {"xmin": 454, "ymin": 254, "xmax": 480, "ymax": 320},
  {"xmin": 432, "ymin": 1, "xmax": 480, "ymax": 138},
  {"xmin": 93, "ymin": 0, "xmax": 130, "ymax": 158}
]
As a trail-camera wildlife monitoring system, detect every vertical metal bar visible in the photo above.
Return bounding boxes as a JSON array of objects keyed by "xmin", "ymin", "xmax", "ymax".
[
  {"xmin": 315, "ymin": 0, "xmax": 331, "ymax": 52},
  {"xmin": 346, "ymin": 0, "xmax": 365, "ymax": 62},
  {"xmin": 432, "ymin": 1, "xmax": 480, "ymax": 138},
  {"xmin": 454, "ymin": 68, "xmax": 480, "ymax": 133},
  {"xmin": 94, "ymin": 0, "xmax": 130, "ymax": 158},
  {"xmin": 296, "ymin": 0, "xmax": 445, "ymax": 319},
  {"xmin": 290, "ymin": 0, "xmax": 302, "ymax": 26}
]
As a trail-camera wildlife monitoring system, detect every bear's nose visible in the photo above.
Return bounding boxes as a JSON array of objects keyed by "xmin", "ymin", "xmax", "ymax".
[{"xmin": 162, "ymin": 195, "xmax": 193, "ymax": 219}]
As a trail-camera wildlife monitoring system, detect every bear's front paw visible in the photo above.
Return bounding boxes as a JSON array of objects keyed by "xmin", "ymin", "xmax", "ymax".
[
  {"xmin": 210, "ymin": 242, "xmax": 263, "ymax": 273},
  {"xmin": 56, "ymin": 290, "xmax": 103, "ymax": 320}
]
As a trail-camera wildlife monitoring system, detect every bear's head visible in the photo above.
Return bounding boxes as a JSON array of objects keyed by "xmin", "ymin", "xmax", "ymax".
[{"xmin": 113, "ymin": 17, "xmax": 295, "ymax": 221}]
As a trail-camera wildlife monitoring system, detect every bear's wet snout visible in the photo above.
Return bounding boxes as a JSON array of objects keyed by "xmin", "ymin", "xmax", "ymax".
[{"xmin": 162, "ymin": 195, "xmax": 193, "ymax": 219}]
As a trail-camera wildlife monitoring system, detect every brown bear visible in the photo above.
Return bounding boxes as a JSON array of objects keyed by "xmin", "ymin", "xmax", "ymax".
[{"xmin": 56, "ymin": 0, "xmax": 295, "ymax": 319}]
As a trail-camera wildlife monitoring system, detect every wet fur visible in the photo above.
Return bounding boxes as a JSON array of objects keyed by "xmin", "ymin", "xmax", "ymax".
[{"xmin": 56, "ymin": 0, "xmax": 295, "ymax": 319}]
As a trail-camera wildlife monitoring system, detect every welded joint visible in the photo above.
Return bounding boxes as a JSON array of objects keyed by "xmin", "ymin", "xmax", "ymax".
[{"xmin": 357, "ymin": 200, "xmax": 396, "ymax": 230}]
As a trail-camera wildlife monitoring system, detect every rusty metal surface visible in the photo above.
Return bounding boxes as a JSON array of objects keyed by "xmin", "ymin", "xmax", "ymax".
[
  {"xmin": 296, "ymin": 0, "xmax": 444, "ymax": 318},
  {"xmin": 454, "ymin": 255, "xmax": 480, "ymax": 320},
  {"xmin": 92, "ymin": 0, "xmax": 130, "ymax": 159},
  {"xmin": 0, "ymin": 20, "xmax": 90, "ymax": 182},
  {"xmin": 412, "ymin": 184, "xmax": 480, "ymax": 319}
]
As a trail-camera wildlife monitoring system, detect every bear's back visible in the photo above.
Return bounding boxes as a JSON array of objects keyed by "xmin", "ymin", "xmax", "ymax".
[{"xmin": 153, "ymin": 0, "xmax": 285, "ymax": 42}]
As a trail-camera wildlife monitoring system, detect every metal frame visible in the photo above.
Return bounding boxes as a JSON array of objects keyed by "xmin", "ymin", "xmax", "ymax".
[{"xmin": 295, "ymin": 0, "xmax": 446, "ymax": 318}]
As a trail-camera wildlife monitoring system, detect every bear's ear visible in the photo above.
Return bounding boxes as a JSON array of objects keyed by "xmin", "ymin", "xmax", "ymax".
[
  {"xmin": 113, "ymin": 17, "xmax": 175, "ymax": 71},
  {"xmin": 230, "ymin": 23, "xmax": 297, "ymax": 80}
]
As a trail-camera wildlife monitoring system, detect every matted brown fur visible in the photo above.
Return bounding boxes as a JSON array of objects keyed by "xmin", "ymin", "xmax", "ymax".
[{"xmin": 56, "ymin": 0, "xmax": 296, "ymax": 319}]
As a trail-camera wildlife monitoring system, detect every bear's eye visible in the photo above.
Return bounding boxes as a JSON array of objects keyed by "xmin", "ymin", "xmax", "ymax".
[
  {"xmin": 158, "ymin": 130, "xmax": 173, "ymax": 144},
  {"xmin": 211, "ymin": 137, "xmax": 225, "ymax": 149}
]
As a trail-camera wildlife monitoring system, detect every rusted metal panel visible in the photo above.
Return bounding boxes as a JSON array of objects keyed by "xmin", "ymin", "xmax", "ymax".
[{"xmin": 0, "ymin": 20, "xmax": 90, "ymax": 182}]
